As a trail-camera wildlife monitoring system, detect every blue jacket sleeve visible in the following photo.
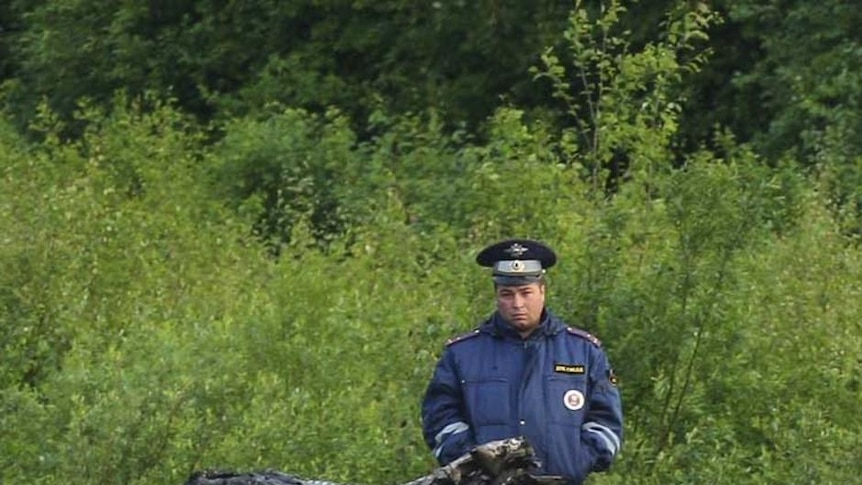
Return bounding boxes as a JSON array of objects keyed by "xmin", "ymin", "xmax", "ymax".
[
  {"xmin": 421, "ymin": 347, "xmax": 477, "ymax": 465},
  {"xmin": 578, "ymin": 348, "xmax": 624, "ymax": 475}
]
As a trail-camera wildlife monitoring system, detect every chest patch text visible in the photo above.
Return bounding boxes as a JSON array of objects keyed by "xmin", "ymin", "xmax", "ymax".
[{"xmin": 554, "ymin": 363, "xmax": 585, "ymax": 375}]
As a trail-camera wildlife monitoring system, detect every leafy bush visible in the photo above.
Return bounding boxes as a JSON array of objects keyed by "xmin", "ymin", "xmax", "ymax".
[{"xmin": 2, "ymin": 3, "xmax": 861, "ymax": 485}]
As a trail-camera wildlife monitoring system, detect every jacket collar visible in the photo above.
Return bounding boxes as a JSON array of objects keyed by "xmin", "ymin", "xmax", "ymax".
[{"xmin": 482, "ymin": 308, "xmax": 565, "ymax": 340}]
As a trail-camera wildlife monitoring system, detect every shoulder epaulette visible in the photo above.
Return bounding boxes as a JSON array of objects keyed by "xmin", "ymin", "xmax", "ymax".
[
  {"xmin": 446, "ymin": 328, "xmax": 482, "ymax": 346},
  {"xmin": 565, "ymin": 326, "xmax": 602, "ymax": 347}
]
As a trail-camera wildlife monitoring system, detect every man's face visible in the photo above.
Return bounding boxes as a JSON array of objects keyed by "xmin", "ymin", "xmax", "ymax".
[{"xmin": 495, "ymin": 281, "xmax": 546, "ymax": 335}]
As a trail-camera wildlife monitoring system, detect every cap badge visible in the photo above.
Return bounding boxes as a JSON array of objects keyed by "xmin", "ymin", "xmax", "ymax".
[
  {"xmin": 510, "ymin": 260, "xmax": 525, "ymax": 272},
  {"xmin": 504, "ymin": 243, "xmax": 529, "ymax": 258}
]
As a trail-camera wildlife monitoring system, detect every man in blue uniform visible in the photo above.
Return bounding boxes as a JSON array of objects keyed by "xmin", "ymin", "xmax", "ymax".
[{"xmin": 421, "ymin": 239, "xmax": 623, "ymax": 485}]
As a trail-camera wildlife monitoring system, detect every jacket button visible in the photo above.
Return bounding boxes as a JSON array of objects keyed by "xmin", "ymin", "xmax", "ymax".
[{"xmin": 519, "ymin": 420, "xmax": 526, "ymax": 426}]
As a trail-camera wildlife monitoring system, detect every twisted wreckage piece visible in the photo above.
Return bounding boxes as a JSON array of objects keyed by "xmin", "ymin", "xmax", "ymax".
[{"xmin": 185, "ymin": 437, "xmax": 567, "ymax": 485}]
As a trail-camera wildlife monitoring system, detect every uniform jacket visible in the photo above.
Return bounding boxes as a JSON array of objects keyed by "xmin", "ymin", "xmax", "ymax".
[{"xmin": 421, "ymin": 309, "xmax": 623, "ymax": 485}]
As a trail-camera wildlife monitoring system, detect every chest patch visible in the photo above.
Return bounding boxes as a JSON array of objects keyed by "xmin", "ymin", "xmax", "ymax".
[
  {"xmin": 563, "ymin": 389, "xmax": 585, "ymax": 411},
  {"xmin": 554, "ymin": 363, "xmax": 585, "ymax": 375}
]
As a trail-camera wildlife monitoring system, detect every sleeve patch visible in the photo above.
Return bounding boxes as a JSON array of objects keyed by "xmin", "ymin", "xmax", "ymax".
[{"xmin": 608, "ymin": 368, "xmax": 619, "ymax": 386}]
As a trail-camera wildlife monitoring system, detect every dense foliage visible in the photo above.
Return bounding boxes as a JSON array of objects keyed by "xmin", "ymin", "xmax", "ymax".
[{"xmin": 2, "ymin": 1, "xmax": 861, "ymax": 484}]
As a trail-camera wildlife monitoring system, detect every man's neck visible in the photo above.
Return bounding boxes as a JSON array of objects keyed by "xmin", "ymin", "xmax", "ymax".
[{"xmin": 518, "ymin": 328, "xmax": 536, "ymax": 339}]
